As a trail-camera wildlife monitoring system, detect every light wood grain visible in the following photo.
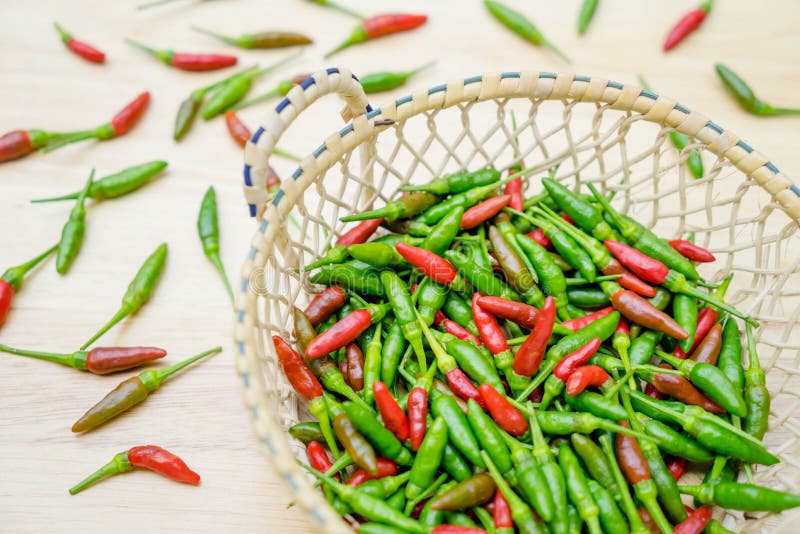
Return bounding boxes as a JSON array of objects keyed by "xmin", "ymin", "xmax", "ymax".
[{"xmin": 1, "ymin": 0, "xmax": 798, "ymax": 532}]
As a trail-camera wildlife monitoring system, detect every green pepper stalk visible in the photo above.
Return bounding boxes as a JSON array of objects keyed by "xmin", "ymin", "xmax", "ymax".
[
  {"xmin": 404, "ymin": 472, "xmax": 448, "ymax": 515},
  {"xmin": 299, "ymin": 463, "xmax": 426, "ymax": 533},
  {"xmin": 197, "ymin": 187, "xmax": 233, "ymax": 304},
  {"xmin": 359, "ymin": 61, "xmax": 436, "ymax": 94},
  {"xmin": 32, "ymin": 161, "xmax": 168, "ymax": 203},
  {"xmin": 481, "ymin": 451, "xmax": 548, "ymax": 534},
  {"xmin": 71, "ymin": 346, "xmax": 222, "ymax": 432},
  {"xmin": 598, "ymin": 433, "xmax": 651, "ymax": 534},
  {"xmin": 56, "ymin": 169, "xmax": 95, "ymax": 274},
  {"xmin": 80, "ymin": 243, "xmax": 168, "ymax": 349},
  {"xmin": 715, "ymin": 64, "xmax": 800, "ymax": 116}
]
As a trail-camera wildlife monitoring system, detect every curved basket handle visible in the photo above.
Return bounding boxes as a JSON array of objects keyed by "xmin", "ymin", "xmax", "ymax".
[{"xmin": 242, "ymin": 67, "xmax": 372, "ymax": 219}]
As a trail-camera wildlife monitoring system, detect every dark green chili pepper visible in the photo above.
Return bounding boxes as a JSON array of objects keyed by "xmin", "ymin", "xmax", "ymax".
[
  {"xmin": 541, "ymin": 178, "xmax": 619, "ymax": 241},
  {"xmin": 445, "ymin": 249, "xmax": 520, "ymax": 301},
  {"xmin": 443, "ymin": 292, "xmax": 480, "ymax": 334},
  {"xmin": 744, "ymin": 323, "xmax": 770, "ymax": 439},
  {"xmin": 629, "ymin": 330, "xmax": 661, "ymax": 367},
  {"xmin": 420, "ymin": 207, "xmax": 464, "ymax": 256},
  {"xmin": 444, "ymin": 512, "xmax": 480, "ymax": 527},
  {"xmin": 558, "ymin": 443, "xmax": 602, "ymax": 534},
  {"xmin": 430, "ymin": 389, "xmax": 484, "ymax": 468},
  {"xmin": 598, "ymin": 433, "xmax": 651, "ymax": 534},
  {"xmin": 289, "ymin": 421, "xmax": 326, "ymax": 444},
  {"xmin": 643, "ymin": 417, "xmax": 713, "ymax": 463},
  {"xmin": 570, "ymin": 434, "xmax": 618, "ymax": 493},
  {"xmin": 32, "ymin": 161, "xmax": 168, "ymax": 203},
  {"xmin": 342, "ymin": 400, "xmax": 413, "ymax": 466},
  {"xmin": 490, "ymin": 226, "xmax": 545, "ymax": 306},
  {"xmin": 718, "ymin": 319, "xmax": 745, "ymax": 392},
  {"xmin": 516, "ymin": 233, "xmax": 570, "ymax": 318},
  {"xmin": 715, "ymin": 63, "xmax": 800, "ymax": 116},
  {"xmin": 433, "ymin": 330, "xmax": 504, "ymax": 391},
  {"xmin": 577, "ymin": 0, "xmax": 599, "ymax": 35},
  {"xmin": 310, "ymin": 262, "xmax": 385, "ymax": 297},
  {"xmin": 416, "ymin": 176, "xmax": 516, "ymax": 225},
  {"xmin": 430, "ymin": 473, "xmax": 495, "ymax": 511},
  {"xmin": 501, "ymin": 431, "xmax": 555, "ymax": 522},
  {"xmin": 566, "ymin": 287, "xmax": 609, "ymax": 307},
  {"xmin": 536, "ymin": 411, "xmax": 653, "ymax": 440},
  {"xmin": 564, "ymin": 391, "xmax": 627, "ymax": 421},
  {"xmin": 466, "ymin": 398, "xmax": 513, "ymax": 474},
  {"xmin": 420, "ymin": 481, "xmax": 454, "ymax": 527},
  {"xmin": 381, "ymin": 270, "xmax": 427, "ymax": 372},
  {"xmin": 401, "ymin": 168, "xmax": 502, "ymax": 195},
  {"xmin": 360, "ymin": 62, "xmax": 435, "ymax": 93},
  {"xmin": 406, "ymin": 416, "xmax": 447, "ymax": 500},
  {"xmin": 341, "ymin": 191, "xmax": 441, "ymax": 222},
  {"xmin": 527, "ymin": 403, "xmax": 570, "ymax": 534},
  {"xmin": 380, "ymin": 322, "xmax": 408, "ymax": 390},
  {"xmin": 482, "ymin": 451, "xmax": 548, "ymax": 534},
  {"xmin": 413, "ymin": 276, "xmax": 449, "ymax": 326},
  {"xmin": 300, "ymin": 464, "xmax": 425, "ymax": 532},
  {"xmin": 679, "ymin": 481, "xmax": 800, "ymax": 512},
  {"xmin": 484, "ymin": 0, "xmax": 571, "ymax": 63},
  {"xmin": 587, "ymin": 480, "xmax": 627, "ymax": 534},
  {"xmin": 56, "ymin": 169, "xmax": 95, "ymax": 275},
  {"xmin": 81, "ymin": 242, "xmax": 168, "ymax": 349},
  {"xmin": 347, "ymin": 243, "xmax": 403, "ymax": 267},
  {"xmin": 672, "ymin": 294, "xmax": 697, "ymax": 352},
  {"xmin": 442, "ymin": 442, "xmax": 473, "ymax": 482},
  {"xmin": 197, "ymin": 187, "xmax": 233, "ymax": 303}
]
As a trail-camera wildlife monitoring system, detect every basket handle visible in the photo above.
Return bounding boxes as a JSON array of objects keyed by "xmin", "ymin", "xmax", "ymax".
[{"xmin": 242, "ymin": 67, "xmax": 372, "ymax": 219}]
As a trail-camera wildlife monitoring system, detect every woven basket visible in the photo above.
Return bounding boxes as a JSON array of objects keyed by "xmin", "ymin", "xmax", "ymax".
[{"xmin": 235, "ymin": 68, "xmax": 800, "ymax": 533}]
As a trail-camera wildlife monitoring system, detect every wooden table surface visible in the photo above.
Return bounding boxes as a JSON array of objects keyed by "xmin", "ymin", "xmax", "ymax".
[{"xmin": 1, "ymin": 0, "xmax": 798, "ymax": 532}]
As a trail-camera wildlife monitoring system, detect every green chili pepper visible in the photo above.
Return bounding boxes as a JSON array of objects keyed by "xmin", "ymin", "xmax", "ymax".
[
  {"xmin": 444, "ymin": 512, "xmax": 480, "ymax": 528},
  {"xmin": 445, "ymin": 249, "xmax": 520, "ymax": 302},
  {"xmin": 359, "ymin": 62, "xmax": 435, "ymax": 93},
  {"xmin": 564, "ymin": 391, "xmax": 628, "ymax": 421},
  {"xmin": 442, "ymin": 442, "xmax": 473, "ymax": 482},
  {"xmin": 341, "ymin": 191, "xmax": 440, "ymax": 222},
  {"xmin": 642, "ymin": 417, "xmax": 713, "ymax": 463},
  {"xmin": 466, "ymin": 398, "xmax": 513, "ymax": 474},
  {"xmin": 362, "ymin": 323, "xmax": 383, "ymax": 406},
  {"xmin": 348, "ymin": 243, "xmax": 403, "ymax": 268},
  {"xmin": 598, "ymin": 433, "xmax": 651, "ymax": 534},
  {"xmin": 419, "ymin": 206, "xmax": 465, "ymax": 256},
  {"xmin": 536, "ymin": 410, "xmax": 653, "ymax": 440},
  {"xmin": 416, "ymin": 175, "xmax": 517, "ymax": 226},
  {"xmin": 501, "ymin": 431, "xmax": 555, "ymax": 522},
  {"xmin": 342, "ymin": 400, "xmax": 413, "ymax": 466},
  {"xmin": 310, "ymin": 262, "xmax": 385, "ymax": 297},
  {"xmin": 527, "ymin": 402, "xmax": 570, "ymax": 534},
  {"xmin": 558, "ymin": 443, "xmax": 602, "ymax": 534},
  {"xmin": 570, "ymin": 433, "xmax": 618, "ymax": 493},
  {"xmin": 401, "ymin": 168, "xmax": 501, "ymax": 196},
  {"xmin": 629, "ymin": 330, "xmax": 661, "ymax": 367},
  {"xmin": 715, "ymin": 64, "xmax": 800, "ymax": 116},
  {"xmin": 380, "ymin": 322, "xmax": 408, "ymax": 391},
  {"xmin": 381, "ymin": 271, "xmax": 427, "ymax": 373},
  {"xmin": 515, "ymin": 232, "xmax": 572, "ymax": 317},
  {"xmin": 540, "ymin": 178, "xmax": 619, "ymax": 242},
  {"xmin": 414, "ymin": 276, "xmax": 449, "ymax": 326},
  {"xmin": 81, "ymin": 242, "xmax": 168, "ymax": 349},
  {"xmin": 300, "ymin": 464, "xmax": 425, "ymax": 532},
  {"xmin": 289, "ymin": 421, "xmax": 325, "ymax": 444},
  {"xmin": 327, "ymin": 396, "xmax": 376, "ymax": 472},
  {"xmin": 56, "ymin": 169, "xmax": 95, "ymax": 275},
  {"xmin": 577, "ymin": 0, "xmax": 599, "ymax": 35},
  {"xmin": 430, "ymin": 389, "xmax": 484, "ymax": 468},
  {"xmin": 672, "ymin": 294, "xmax": 697, "ymax": 352},
  {"xmin": 484, "ymin": 0, "xmax": 571, "ymax": 63},
  {"xmin": 443, "ymin": 292, "xmax": 480, "ymax": 334},
  {"xmin": 680, "ymin": 481, "xmax": 800, "ymax": 512},
  {"xmin": 744, "ymin": 323, "xmax": 770, "ymax": 440},
  {"xmin": 718, "ymin": 319, "xmax": 745, "ymax": 392},
  {"xmin": 481, "ymin": 451, "xmax": 548, "ymax": 534},
  {"xmin": 32, "ymin": 161, "xmax": 168, "ymax": 203},
  {"xmin": 202, "ymin": 52, "xmax": 300, "ymax": 119},
  {"xmin": 566, "ymin": 287, "xmax": 609, "ymax": 307},
  {"xmin": 587, "ymin": 480, "xmax": 627, "ymax": 534},
  {"xmin": 197, "ymin": 187, "xmax": 233, "ymax": 304},
  {"xmin": 420, "ymin": 481, "xmax": 455, "ymax": 527},
  {"xmin": 432, "ymin": 330, "xmax": 504, "ymax": 391},
  {"xmin": 406, "ymin": 416, "xmax": 448, "ymax": 500},
  {"xmin": 303, "ymin": 247, "xmax": 350, "ymax": 271}
]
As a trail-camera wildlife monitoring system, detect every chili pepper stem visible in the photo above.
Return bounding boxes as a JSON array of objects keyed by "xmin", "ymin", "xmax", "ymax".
[
  {"xmin": 2, "ymin": 244, "xmax": 58, "ymax": 290},
  {"xmin": 312, "ymin": 0, "xmax": 364, "ymax": 19},
  {"xmin": 136, "ymin": 0, "xmax": 184, "ymax": 10},
  {"xmin": 42, "ymin": 126, "xmax": 107, "ymax": 153},
  {"xmin": 232, "ymin": 87, "xmax": 282, "ymax": 110},
  {"xmin": 190, "ymin": 26, "xmax": 242, "ymax": 47},
  {"xmin": 209, "ymin": 254, "xmax": 234, "ymax": 303},
  {"xmin": 80, "ymin": 307, "xmax": 130, "ymax": 350},
  {"xmin": 0, "ymin": 344, "xmax": 84, "ymax": 369},
  {"xmin": 273, "ymin": 146, "xmax": 302, "ymax": 162},
  {"xmin": 140, "ymin": 346, "xmax": 222, "ymax": 391},
  {"xmin": 53, "ymin": 21, "xmax": 72, "ymax": 43},
  {"xmin": 323, "ymin": 35, "xmax": 360, "ymax": 59},
  {"xmin": 69, "ymin": 451, "xmax": 131, "ymax": 494},
  {"xmin": 124, "ymin": 38, "xmax": 171, "ymax": 64}
]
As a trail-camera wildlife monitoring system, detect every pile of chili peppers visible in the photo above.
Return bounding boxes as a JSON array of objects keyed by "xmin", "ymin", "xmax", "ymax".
[{"xmin": 277, "ymin": 166, "xmax": 797, "ymax": 533}]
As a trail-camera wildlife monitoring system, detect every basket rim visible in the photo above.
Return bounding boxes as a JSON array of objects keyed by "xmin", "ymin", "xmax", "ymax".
[{"xmin": 234, "ymin": 69, "xmax": 800, "ymax": 533}]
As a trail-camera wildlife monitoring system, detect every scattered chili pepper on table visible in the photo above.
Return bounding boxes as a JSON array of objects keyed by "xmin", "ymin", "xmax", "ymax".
[
  {"xmin": 125, "ymin": 38, "xmax": 237, "ymax": 71},
  {"xmin": 233, "ymin": 74, "xmax": 307, "ymax": 111},
  {"xmin": 484, "ymin": 0, "xmax": 571, "ymax": 63},
  {"xmin": 32, "ymin": 161, "xmax": 168, "ymax": 204},
  {"xmin": 54, "ymin": 22, "xmax": 105, "ymax": 64},
  {"xmin": 0, "ymin": 245, "xmax": 57, "ymax": 326},
  {"xmin": 305, "ymin": 0, "xmax": 363, "ymax": 19},
  {"xmin": 577, "ymin": 0, "xmax": 599, "ymax": 35},
  {"xmin": 192, "ymin": 26, "xmax": 313, "ymax": 49},
  {"xmin": 197, "ymin": 187, "xmax": 233, "ymax": 304},
  {"xmin": 55, "ymin": 169, "xmax": 95, "ymax": 275},
  {"xmin": 715, "ymin": 63, "xmax": 800, "ymax": 116},
  {"xmin": 325, "ymin": 13, "xmax": 428, "ymax": 58},
  {"xmin": 69, "ymin": 445, "xmax": 199, "ymax": 494},
  {"xmin": 0, "ymin": 343, "xmax": 166, "ymax": 374},
  {"xmin": 359, "ymin": 62, "xmax": 436, "ymax": 94},
  {"xmin": 663, "ymin": 0, "xmax": 712, "ymax": 51}
]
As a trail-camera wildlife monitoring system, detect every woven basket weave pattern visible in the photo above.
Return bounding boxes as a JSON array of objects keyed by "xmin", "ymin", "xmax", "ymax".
[{"xmin": 236, "ymin": 69, "xmax": 800, "ymax": 533}]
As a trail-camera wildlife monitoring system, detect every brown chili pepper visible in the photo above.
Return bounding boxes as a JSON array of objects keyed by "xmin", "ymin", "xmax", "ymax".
[
  {"xmin": 0, "ymin": 344, "xmax": 166, "ymax": 374},
  {"xmin": 346, "ymin": 343, "xmax": 365, "ymax": 391},
  {"xmin": 430, "ymin": 473, "xmax": 497, "ymax": 511},
  {"xmin": 651, "ymin": 372, "xmax": 725, "ymax": 413},
  {"xmin": 476, "ymin": 295, "xmax": 539, "ymax": 329},
  {"xmin": 689, "ymin": 323, "xmax": 722, "ymax": 365},
  {"xmin": 610, "ymin": 288, "xmax": 688, "ymax": 340},
  {"xmin": 305, "ymin": 286, "xmax": 347, "ymax": 326}
]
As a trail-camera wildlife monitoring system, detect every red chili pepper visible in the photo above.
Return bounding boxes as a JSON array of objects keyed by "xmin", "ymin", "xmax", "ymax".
[
  {"xmin": 432, "ymin": 527, "xmax": 488, "ymax": 534},
  {"xmin": 442, "ymin": 318, "xmax": 483, "ymax": 346},
  {"xmin": 110, "ymin": 92, "xmax": 151, "ymax": 136},
  {"xmin": 461, "ymin": 194, "xmax": 512, "ymax": 229},
  {"xmin": 663, "ymin": 0, "xmax": 713, "ymax": 52},
  {"xmin": 373, "ymin": 381, "xmax": 409, "ymax": 442},
  {"xmin": 565, "ymin": 365, "xmax": 610, "ymax": 396},
  {"xmin": 602, "ymin": 258, "xmax": 656, "ymax": 297},
  {"xmin": 125, "ymin": 38, "xmax": 237, "ymax": 71},
  {"xmin": 326, "ymin": 13, "xmax": 428, "ymax": 57},
  {"xmin": 396, "ymin": 242, "xmax": 463, "ymax": 289},
  {"xmin": 479, "ymin": 384, "xmax": 528, "ymax": 436},
  {"xmin": 407, "ymin": 386, "xmax": 428, "ymax": 451},
  {"xmin": 561, "ymin": 213, "xmax": 575, "ymax": 225},
  {"xmin": 446, "ymin": 368, "xmax": 486, "ymax": 409},
  {"xmin": 644, "ymin": 382, "xmax": 665, "ymax": 400},
  {"xmin": 345, "ymin": 343, "xmax": 365, "ymax": 391},
  {"xmin": 673, "ymin": 307, "xmax": 717, "ymax": 358},
  {"xmin": 673, "ymin": 505, "xmax": 712, "ymax": 534},
  {"xmin": 505, "ymin": 179, "xmax": 523, "ymax": 211},
  {"xmin": 668, "ymin": 239, "xmax": 715, "ymax": 263},
  {"xmin": 304, "ymin": 286, "xmax": 346, "ymax": 326},
  {"xmin": 605, "ymin": 240, "xmax": 669, "ymax": 285},
  {"xmin": 433, "ymin": 310, "xmax": 447, "ymax": 326},
  {"xmin": 0, "ymin": 244, "xmax": 58, "ymax": 326},
  {"xmin": 307, "ymin": 441, "xmax": 339, "ymax": 480},
  {"xmin": 526, "ymin": 228, "xmax": 552, "ymax": 249},
  {"xmin": 272, "ymin": 336, "xmax": 323, "ymax": 400},
  {"xmin": 471, "ymin": 293, "xmax": 509, "ymax": 356},
  {"xmin": 560, "ymin": 306, "xmax": 614, "ymax": 332},
  {"xmin": 493, "ymin": 488, "xmax": 513, "ymax": 529},
  {"xmin": 54, "ymin": 22, "xmax": 105, "ymax": 64},
  {"xmin": 224, "ymin": 110, "xmax": 251, "ymax": 147},
  {"xmin": 0, "ymin": 130, "xmax": 37, "ymax": 163},
  {"xmin": 346, "ymin": 457, "xmax": 397, "ymax": 486},
  {"xmin": 554, "ymin": 337, "xmax": 601, "ymax": 380},
  {"xmin": 0, "ymin": 281, "xmax": 13, "ymax": 326},
  {"xmin": 513, "ymin": 295, "xmax": 555, "ymax": 376},
  {"xmin": 666, "ymin": 456, "xmax": 688, "ymax": 482},
  {"xmin": 305, "ymin": 309, "xmax": 373, "ymax": 358},
  {"xmin": 476, "ymin": 295, "xmax": 539, "ymax": 329},
  {"xmin": 336, "ymin": 219, "xmax": 383, "ymax": 247},
  {"xmin": 615, "ymin": 318, "xmax": 630, "ymax": 336}
]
